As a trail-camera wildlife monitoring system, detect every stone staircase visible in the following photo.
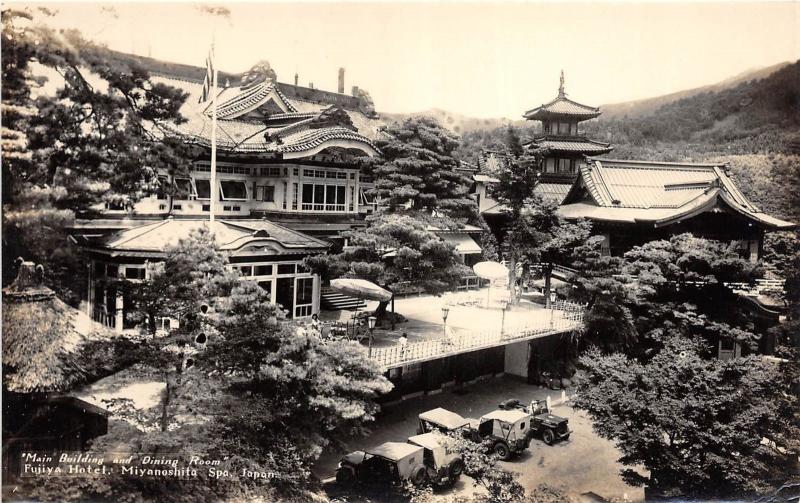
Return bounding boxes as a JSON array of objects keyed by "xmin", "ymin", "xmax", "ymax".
[{"xmin": 321, "ymin": 287, "xmax": 366, "ymax": 311}]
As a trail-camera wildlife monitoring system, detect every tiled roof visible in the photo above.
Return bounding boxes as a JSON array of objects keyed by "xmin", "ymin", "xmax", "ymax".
[
  {"xmin": 166, "ymin": 108, "xmax": 379, "ymax": 158},
  {"xmin": 96, "ymin": 219, "xmax": 329, "ymax": 257},
  {"xmin": 203, "ymin": 81, "xmax": 298, "ymax": 119},
  {"xmin": 524, "ymin": 95, "xmax": 601, "ymax": 120},
  {"xmin": 534, "ymin": 182, "xmax": 572, "ymax": 203},
  {"xmin": 528, "ymin": 137, "xmax": 613, "ymax": 154},
  {"xmin": 559, "ymin": 158, "xmax": 797, "ymax": 229}
]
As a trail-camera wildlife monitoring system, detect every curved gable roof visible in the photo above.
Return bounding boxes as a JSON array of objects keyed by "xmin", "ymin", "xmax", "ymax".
[{"xmin": 560, "ymin": 158, "xmax": 796, "ymax": 230}]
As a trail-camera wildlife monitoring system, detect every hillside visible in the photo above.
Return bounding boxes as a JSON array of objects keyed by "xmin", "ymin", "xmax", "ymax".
[
  {"xmin": 600, "ymin": 61, "xmax": 792, "ymax": 120},
  {"xmin": 381, "ymin": 108, "xmax": 517, "ymax": 135}
]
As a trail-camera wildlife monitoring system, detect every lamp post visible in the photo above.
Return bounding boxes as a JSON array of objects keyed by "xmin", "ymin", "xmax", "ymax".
[
  {"xmin": 441, "ymin": 305, "xmax": 450, "ymax": 339},
  {"xmin": 549, "ymin": 290, "xmax": 557, "ymax": 329},
  {"xmin": 367, "ymin": 315, "xmax": 376, "ymax": 357},
  {"xmin": 501, "ymin": 299, "xmax": 510, "ymax": 337}
]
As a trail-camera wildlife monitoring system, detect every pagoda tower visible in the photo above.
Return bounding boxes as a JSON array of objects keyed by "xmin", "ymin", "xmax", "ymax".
[{"xmin": 523, "ymin": 71, "xmax": 612, "ymax": 181}]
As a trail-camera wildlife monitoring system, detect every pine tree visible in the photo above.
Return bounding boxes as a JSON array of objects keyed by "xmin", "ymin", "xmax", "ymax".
[
  {"xmin": 1, "ymin": 8, "xmax": 194, "ymax": 301},
  {"xmin": 371, "ymin": 116, "xmax": 476, "ymax": 219}
]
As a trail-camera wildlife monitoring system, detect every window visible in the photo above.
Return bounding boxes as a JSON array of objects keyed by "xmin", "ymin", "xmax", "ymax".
[
  {"xmin": 202, "ymin": 204, "xmax": 210, "ymax": 212},
  {"xmin": 232, "ymin": 205, "xmax": 241, "ymax": 211},
  {"xmin": 174, "ymin": 178, "xmax": 195, "ymax": 199},
  {"xmin": 125, "ymin": 267, "xmax": 146, "ymax": 280},
  {"xmin": 258, "ymin": 280, "xmax": 272, "ymax": 295},
  {"xmin": 260, "ymin": 167, "xmax": 281, "ymax": 177},
  {"xmin": 173, "ymin": 204, "xmax": 182, "ymax": 210},
  {"xmin": 223, "ymin": 205, "xmax": 231, "ymax": 211},
  {"xmin": 302, "ymin": 184, "xmax": 347, "ymax": 211},
  {"xmin": 219, "ymin": 180, "xmax": 247, "ymax": 200},
  {"xmin": 256, "ymin": 185, "xmax": 275, "ymax": 202},
  {"xmin": 156, "ymin": 176, "xmax": 169, "ymax": 199},
  {"xmin": 721, "ymin": 338, "xmax": 735, "ymax": 351},
  {"xmin": 292, "ymin": 183, "xmax": 298, "ymax": 210},
  {"xmin": 278, "ymin": 264, "xmax": 296, "ymax": 275},
  {"xmin": 195, "ymin": 179, "xmax": 211, "ymax": 199},
  {"xmin": 558, "ymin": 158, "xmax": 571, "ymax": 173},
  {"xmin": 282, "ymin": 182, "xmax": 288, "ymax": 210},
  {"xmin": 255, "ymin": 265, "xmax": 273, "ymax": 276},
  {"xmin": 240, "ymin": 266, "xmax": 253, "ymax": 277},
  {"xmin": 545, "ymin": 158, "xmax": 556, "ymax": 174}
]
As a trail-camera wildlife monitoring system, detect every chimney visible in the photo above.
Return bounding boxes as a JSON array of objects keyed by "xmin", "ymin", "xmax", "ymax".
[
  {"xmin": 294, "ymin": 73, "xmax": 298, "ymax": 86},
  {"xmin": 338, "ymin": 67, "xmax": 345, "ymax": 94},
  {"xmin": 309, "ymin": 82, "xmax": 314, "ymax": 90},
  {"xmin": 351, "ymin": 85, "xmax": 359, "ymax": 97}
]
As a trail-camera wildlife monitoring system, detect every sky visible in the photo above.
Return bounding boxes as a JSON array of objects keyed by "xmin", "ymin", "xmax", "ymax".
[{"xmin": 14, "ymin": 1, "xmax": 800, "ymax": 119}]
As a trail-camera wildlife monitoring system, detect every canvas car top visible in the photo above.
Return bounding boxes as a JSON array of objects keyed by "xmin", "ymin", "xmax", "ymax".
[
  {"xmin": 342, "ymin": 451, "xmax": 366, "ymax": 465},
  {"xmin": 408, "ymin": 432, "xmax": 450, "ymax": 451},
  {"xmin": 482, "ymin": 409, "xmax": 530, "ymax": 423},
  {"xmin": 367, "ymin": 442, "xmax": 423, "ymax": 461},
  {"xmin": 419, "ymin": 407, "xmax": 469, "ymax": 429}
]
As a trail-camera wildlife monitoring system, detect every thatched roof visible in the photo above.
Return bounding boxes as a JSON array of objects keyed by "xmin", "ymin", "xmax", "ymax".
[{"xmin": 2, "ymin": 261, "xmax": 115, "ymax": 393}]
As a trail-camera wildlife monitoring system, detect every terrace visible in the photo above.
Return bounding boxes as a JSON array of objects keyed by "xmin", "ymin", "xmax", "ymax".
[{"xmin": 318, "ymin": 288, "xmax": 585, "ymax": 370}]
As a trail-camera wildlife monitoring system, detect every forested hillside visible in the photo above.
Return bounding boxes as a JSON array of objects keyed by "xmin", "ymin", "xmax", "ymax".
[{"xmin": 455, "ymin": 61, "xmax": 800, "ymax": 223}]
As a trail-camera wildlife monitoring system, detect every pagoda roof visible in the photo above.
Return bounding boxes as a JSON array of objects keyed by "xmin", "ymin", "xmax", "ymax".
[
  {"xmin": 527, "ymin": 136, "xmax": 613, "ymax": 154},
  {"xmin": 87, "ymin": 218, "xmax": 329, "ymax": 258},
  {"xmin": 559, "ymin": 158, "xmax": 797, "ymax": 230},
  {"xmin": 523, "ymin": 95, "xmax": 601, "ymax": 121},
  {"xmin": 154, "ymin": 73, "xmax": 380, "ymax": 159}
]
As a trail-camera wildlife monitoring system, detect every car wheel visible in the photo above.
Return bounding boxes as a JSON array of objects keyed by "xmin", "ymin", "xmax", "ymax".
[
  {"xmin": 494, "ymin": 442, "xmax": 511, "ymax": 460},
  {"xmin": 543, "ymin": 429, "xmax": 555, "ymax": 445},
  {"xmin": 448, "ymin": 458, "xmax": 465, "ymax": 478},
  {"xmin": 410, "ymin": 465, "xmax": 428, "ymax": 486},
  {"xmin": 336, "ymin": 466, "xmax": 356, "ymax": 485}
]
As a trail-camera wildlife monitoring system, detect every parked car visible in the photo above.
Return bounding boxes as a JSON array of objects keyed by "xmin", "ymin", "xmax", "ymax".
[
  {"xmin": 407, "ymin": 432, "xmax": 465, "ymax": 487},
  {"xmin": 336, "ymin": 442, "xmax": 428, "ymax": 486},
  {"xmin": 466, "ymin": 409, "xmax": 532, "ymax": 460},
  {"xmin": 417, "ymin": 407, "xmax": 531, "ymax": 460},
  {"xmin": 498, "ymin": 398, "xmax": 571, "ymax": 445},
  {"xmin": 417, "ymin": 407, "xmax": 471, "ymax": 435}
]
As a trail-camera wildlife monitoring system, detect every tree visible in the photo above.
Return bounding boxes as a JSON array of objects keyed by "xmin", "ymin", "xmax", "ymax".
[
  {"xmin": 207, "ymin": 281, "xmax": 393, "ymax": 483},
  {"xmin": 488, "ymin": 126, "xmax": 589, "ymax": 305},
  {"xmin": 114, "ymin": 227, "xmax": 239, "ymax": 335},
  {"xmin": 567, "ymin": 233, "xmax": 767, "ymax": 356},
  {"xmin": 573, "ymin": 336, "xmax": 800, "ymax": 499},
  {"xmin": 440, "ymin": 431, "xmax": 526, "ymax": 503},
  {"xmin": 1, "ymin": 8, "xmax": 194, "ymax": 302},
  {"xmin": 370, "ymin": 116, "xmax": 477, "ymax": 219},
  {"xmin": 307, "ymin": 212, "xmax": 471, "ymax": 320}
]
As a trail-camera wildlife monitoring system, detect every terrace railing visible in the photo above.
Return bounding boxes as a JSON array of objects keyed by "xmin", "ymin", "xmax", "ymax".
[{"xmin": 370, "ymin": 300, "xmax": 585, "ymax": 369}]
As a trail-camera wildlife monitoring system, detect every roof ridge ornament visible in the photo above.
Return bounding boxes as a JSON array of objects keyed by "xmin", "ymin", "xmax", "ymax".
[{"xmin": 558, "ymin": 70, "xmax": 565, "ymax": 98}]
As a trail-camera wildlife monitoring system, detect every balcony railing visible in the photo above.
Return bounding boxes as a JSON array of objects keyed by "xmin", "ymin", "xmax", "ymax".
[
  {"xmin": 300, "ymin": 203, "xmax": 347, "ymax": 212},
  {"xmin": 92, "ymin": 308, "xmax": 115, "ymax": 329},
  {"xmin": 370, "ymin": 300, "xmax": 585, "ymax": 369}
]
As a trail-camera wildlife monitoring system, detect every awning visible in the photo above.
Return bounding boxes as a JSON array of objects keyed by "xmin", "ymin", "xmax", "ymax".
[{"xmin": 441, "ymin": 233, "xmax": 482, "ymax": 255}]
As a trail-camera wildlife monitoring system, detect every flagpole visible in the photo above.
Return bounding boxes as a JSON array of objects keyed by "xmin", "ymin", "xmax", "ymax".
[{"xmin": 209, "ymin": 42, "xmax": 218, "ymax": 223}]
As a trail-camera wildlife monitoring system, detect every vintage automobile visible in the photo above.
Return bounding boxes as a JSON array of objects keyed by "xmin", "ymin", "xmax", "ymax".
[
  {"xmin": 417, "ymin": 407, "xmax": 531, "ymax": 460},
  {"xmin": 407, "ymin": 432, "xmax": 465, "ymax": 487},
  {"xmin": 417, "ymin": 407, "xmax": 471, "ymax": 435},
  {"xmin": 466, "ymin": 409, "xmax": 532, "ymax": 460},
  {"xmin": 498, "ymin": 398, "xmax": 571, "ymax": 445},
  {"xmin": 336, "ymin": 442, "xmax": 429, "ymax": 486}
]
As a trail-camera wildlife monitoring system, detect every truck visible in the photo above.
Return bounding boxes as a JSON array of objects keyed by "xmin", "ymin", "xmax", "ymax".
[
  {"xmin": 336, "ymin": 442, "xmax": 429, "ymax": 486},
  {"xmin": 417, "ymin": 407, "xmax": 531, "ymax": 460},
  {"xmin": 498, "ymin": 398, "xmax": 571, "ymax": 445},
  {"xmin": 407, "ymin": 432, "xmax": 465, "ymax": 487}
]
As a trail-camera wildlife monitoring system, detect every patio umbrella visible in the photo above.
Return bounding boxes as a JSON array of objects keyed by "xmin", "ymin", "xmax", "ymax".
[
  {"xmin": 330, "ymin": 278, "xmax": 392, "ymax": 302},
  {"xmin": 473, "ymin": 261, "xmax": 509, "ymax": 281},
  {"xmin": 472, "ymin": 261, "xmax": 510, "ymax": 308}
]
